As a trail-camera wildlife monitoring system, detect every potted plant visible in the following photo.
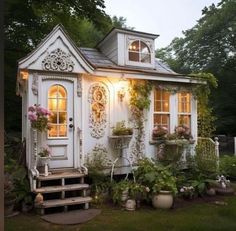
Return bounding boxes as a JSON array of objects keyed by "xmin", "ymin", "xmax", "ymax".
[
  {"xmin": 112, "ymin": 180, "xmax": 147, "ymax": 210},
  {"xmin": 174, "ymin": 124, "xmax": 194, "ymax": 141},
  {"xmin": 152, "ymin": 125, "xmax": 168, "ymax": 141},
  {"xmin": 151, "ymin": 165, "xmax": 177, "ymax": 209},
  {"xmin": 134, "ymin": 158, "xmax": 177, "ymax": 209},
  {"xmin": 112, "ymin": 180, "xmax": 130, "ymax": 206},
  {"xmin": 38, "ymin": 145, "xmax": 51, "ymax": 163},
  {"xmin": 112, "ymin": 120, "xmax": 133, "ymax": 136},
  {"xmin": 37, "ymin": 145, "xmax": 51, "ymax": 176}
]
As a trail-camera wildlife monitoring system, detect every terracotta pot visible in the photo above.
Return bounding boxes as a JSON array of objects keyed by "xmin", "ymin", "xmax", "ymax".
[
  {"xmin": 152, "ymin": 190, "xmax": 173, "ymax": 209},
  {"xmin": 125, "ymin": 199, "xmax": 136, "ymax": 211}
]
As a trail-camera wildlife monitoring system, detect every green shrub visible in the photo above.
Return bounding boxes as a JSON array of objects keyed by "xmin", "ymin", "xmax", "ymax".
[{"xmin": 220, "ymin": 155, "xmax": 236, "ymax": 178}]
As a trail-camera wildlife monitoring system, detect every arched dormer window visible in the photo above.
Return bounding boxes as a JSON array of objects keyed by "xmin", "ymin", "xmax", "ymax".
[{"xmin": 128, "ymin": 40, "xmax": 151, "ymax": 63}]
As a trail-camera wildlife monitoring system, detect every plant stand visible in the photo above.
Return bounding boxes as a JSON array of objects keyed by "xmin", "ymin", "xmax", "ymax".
[
  {"xmin": 38, "ymin": 157, "xmax": 51, "ymax": 177},
  {"xmin": 108, "ymin": 135, "xmax": 135, "ymax": 182}
]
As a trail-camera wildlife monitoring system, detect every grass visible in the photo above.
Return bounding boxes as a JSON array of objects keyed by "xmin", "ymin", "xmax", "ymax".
[{"xmin": 5, "ymin": 196, "xmax": 236, "ymax": 231}]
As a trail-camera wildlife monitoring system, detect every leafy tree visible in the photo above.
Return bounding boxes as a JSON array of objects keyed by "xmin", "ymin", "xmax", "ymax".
[
  {"xmin": 111, "ymin": 16, "xmax": 134, "ymax": 30},
  {"xmin": 4, "ymin": 0, "xmax": 113, "ymax": 131},
  {"xmin": 156, "ymin": 0, "xmax": 236, "ymax": 135}
]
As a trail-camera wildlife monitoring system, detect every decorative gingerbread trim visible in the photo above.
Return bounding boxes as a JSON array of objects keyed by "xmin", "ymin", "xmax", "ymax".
[
  {"xmin": 42, "ymin": 48, "xmax": 74, "ymax": 72},
  {"xmin": 88, "ymin": 83, "xmax": 108, "ymax": 139}
]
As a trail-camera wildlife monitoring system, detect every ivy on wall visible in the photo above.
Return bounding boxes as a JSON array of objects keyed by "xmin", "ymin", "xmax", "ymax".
[
  {"xmin": 191, "ymin": 72, "xmax": 218, "ymax": 137},
  {"xmin": 129, "ymin": 80, "xmax": 152, "ymax": 159}
]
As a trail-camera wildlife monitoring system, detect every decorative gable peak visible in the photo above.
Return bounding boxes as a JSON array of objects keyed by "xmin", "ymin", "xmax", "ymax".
[{"xmin": 42, "ymin": 48, "xmax": 75, "ymax": 72}]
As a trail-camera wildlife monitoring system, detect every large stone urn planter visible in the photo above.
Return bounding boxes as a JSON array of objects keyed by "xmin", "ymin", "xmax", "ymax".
[{"xmin": 152, "ymin": 190, "xmax": 173, "ymax": 209}]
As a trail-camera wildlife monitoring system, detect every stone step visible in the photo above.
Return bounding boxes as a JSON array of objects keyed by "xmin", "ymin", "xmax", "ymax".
[
  {"xmin": 34, "ymin": 184, "xmax": 90, "ymax": 194},
  {"xmin": 37, "ymin": 171, "xmax": 85, "ymax": 181},
  {"xmin": 35, "ymin": 196, "xmax": 92, "ymax": 209}
]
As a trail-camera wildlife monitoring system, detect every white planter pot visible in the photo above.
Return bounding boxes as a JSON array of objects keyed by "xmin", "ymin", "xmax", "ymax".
[
  {"xmin": 125, "ymin": 199, "xmax": 136, "ymax": 211},
  {"xmin": 121, "ymin": 189, "xmax": 129, "ymax": 202},
  {"xmin": 38, "ymin": 157, "xmax": 50, "ymax": 166},
  {"xmin": 152, "ymin": 190, "xmax": 173, "ymax": 209}
]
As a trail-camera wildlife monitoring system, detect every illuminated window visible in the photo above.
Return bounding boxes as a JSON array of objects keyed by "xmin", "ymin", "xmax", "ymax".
[
  {"xmin": 48, "ymin": 85, "xmax": 67, "ymax": 137},
  {"xmin": 129, "ymin": 40, "xmax": 151, "ymax": 63},
  {"xmin": 153, "ymin": 89, "xmax": 170, "ymax": 131},
  {"xmin": 178, "ymin": 92, "xmax": 191, "ymax": 128}
]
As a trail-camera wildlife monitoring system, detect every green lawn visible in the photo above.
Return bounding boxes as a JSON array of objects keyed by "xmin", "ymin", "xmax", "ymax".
[{"xmin": 5, "ymin": 196, "xmax": 236, "ymax": 231}]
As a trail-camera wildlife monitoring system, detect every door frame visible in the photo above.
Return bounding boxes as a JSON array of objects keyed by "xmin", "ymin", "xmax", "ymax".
[{"xmin": 38, "ymin": 71, "xmax": 81, "ymax": 169}]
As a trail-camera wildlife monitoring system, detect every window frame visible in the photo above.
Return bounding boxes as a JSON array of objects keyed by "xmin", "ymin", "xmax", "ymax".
[
  {"xmin": 177, "ymin": 92, "xmax": 192, "ymax": 129},
  {"xmin": 150, "ymin": 89, "xmax": 195, "ymax": 140},
  {"xmin": 47, "ymin": 84, "xmax": 68, "ymax": 139},
  {"xmin": 126, "ymin": 37, "xmax": 154, "ymax": 68},
  {"xmin": 153, "ymin": 88, "xmax": 171, "ymax": 132}
]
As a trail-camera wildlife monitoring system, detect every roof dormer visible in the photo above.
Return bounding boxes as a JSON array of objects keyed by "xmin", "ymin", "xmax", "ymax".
[{"xmin": 96, "ymin": 28, "xmax": 159, "ymax": 69}]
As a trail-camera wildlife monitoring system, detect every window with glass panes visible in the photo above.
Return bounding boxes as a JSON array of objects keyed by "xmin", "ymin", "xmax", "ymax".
[
  {"xmin": 153, "ymin": 89, "xmax": 170, "ymax": 131},
  {"xmin": 178, "ymin": 92, "xmax": 191, "ymax": 128},
  {"xmin": 128, "ymin": 40, "xmax": 151, "ymax": 63},
  {"xmin": 48, "ymin": 85, "xmax": 67, "ymax": 138}
]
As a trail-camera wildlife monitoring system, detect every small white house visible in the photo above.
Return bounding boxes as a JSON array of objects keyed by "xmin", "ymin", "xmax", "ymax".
[{"xmin": 17, "ymin": 25, "xmax": 204, "ymax": 197}]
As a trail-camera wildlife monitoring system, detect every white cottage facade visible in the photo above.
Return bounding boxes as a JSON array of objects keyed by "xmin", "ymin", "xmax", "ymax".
[{"xmin": 17, "ymin": 25, "xmax": 204, "ymax": 199}]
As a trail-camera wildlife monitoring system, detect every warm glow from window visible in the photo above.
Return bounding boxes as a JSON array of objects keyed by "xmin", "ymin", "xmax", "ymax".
[
  {"xmin": 153, "ymin": 89, "xmax": 170, "ymax": 130},
  {"xmin": 48, "ymin": 85, "xmax": 67, "ymax": 137},
  {"xmin": 178, "ymin": 92, "xmax": 191, "ymax": 128},
  {"xmin": 129, "ymin": 40, "xmax": 151, "ymax": 63}
]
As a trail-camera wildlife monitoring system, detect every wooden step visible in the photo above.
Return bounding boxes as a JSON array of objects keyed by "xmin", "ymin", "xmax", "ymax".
[
  {"xmin": 37, "ymin": 171, "xmax": 85, "ymax": 181},
  {"xmin": 35, "ymin": 196, "xmax": 92, "ymax": 208},
  {"xmin": 34, "ymin": 184, "xmax": 90, "ymax": 194}
]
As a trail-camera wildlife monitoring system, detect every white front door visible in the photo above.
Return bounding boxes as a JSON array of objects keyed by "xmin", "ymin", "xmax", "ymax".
[{"xmin": 42, "ymin": 79, "xmax": 74, "ymax": 169}]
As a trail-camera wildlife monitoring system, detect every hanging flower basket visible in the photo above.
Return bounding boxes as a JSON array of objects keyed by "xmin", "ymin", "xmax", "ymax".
[{"xmin": 28, "ymin": 104, "xmax": 51, "ymax": 132}]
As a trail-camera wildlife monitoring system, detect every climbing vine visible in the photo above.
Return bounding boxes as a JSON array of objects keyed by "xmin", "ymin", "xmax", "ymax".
[
  {"xmin": 191, "ymin": 72, "xmax": 218, "ymax": 137},
  {"xmin": 129, "ymin": 80, "xmax": 152, "ymax": 159}
]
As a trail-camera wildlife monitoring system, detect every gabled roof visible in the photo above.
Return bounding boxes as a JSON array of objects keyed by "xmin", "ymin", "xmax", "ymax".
[
  {"xmin": 18, "ymin": 24, "xmax": 94, "ymax": 73},
  {"xmin": 79, "ymin": 47, "xmax": 177, "ymax": 76},
  {"xmin": 96, "ymin": 27, "xmax": 159, "ymax": 48}
]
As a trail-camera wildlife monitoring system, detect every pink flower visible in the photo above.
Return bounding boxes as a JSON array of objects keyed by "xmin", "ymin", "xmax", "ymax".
[
  {"xmin": 28, "ymin": 106, "xmax": 35, "ymax": 112},
  {"xmin": 28, "ymin": 111, "xmax": 37, "ymax": 121},
  {"xmin": 37, "ymin": 106, "xmax": 48, "ymax": 115}
]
